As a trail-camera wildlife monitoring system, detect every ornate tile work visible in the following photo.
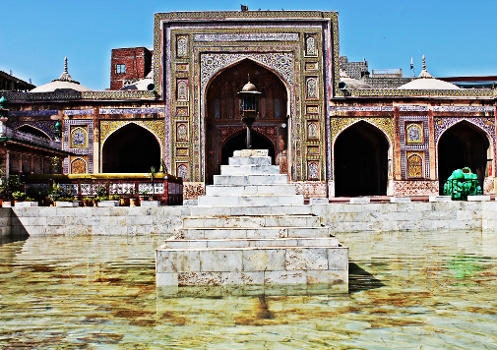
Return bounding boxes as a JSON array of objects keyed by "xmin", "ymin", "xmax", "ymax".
[
  {"xmin": 70, "ymin": 127, "xmax": 88, "ymax": 148},
  {"xmin": 330, "ymin": 117, "xmax": 395, "ymax": 145},
  {"xmin": 305, "ymin": 34, "xmax": 317, "ymax": 57},
  {"xmin": 406, "ymin": 152, "xmax": 423, "ymax": 178},
  {"xmin": 398, "ymin": 116, "xmax": 430, "ymax": 179},
  {"xmin": 294, "ymin": 181, "xmax": 327, "ymax": 198},
  {"xmin": 406, "ymin": 123, "xmax": 423, "ymax": 143},
  {"xmin": 70, "ymin": 157, "xmax": 87, "ymax": 174},
  {"xmin": 307, "ymin": 121, "xmax": 319, "ymax": 140},
  {"xmin": 99, "ymin": 107, "xmax": 164, "ymax": 115},
  {"xmin": 484, "ymin": 177, "xmax": 495, "ymax": 195},
  {"xmin": 307, "ymin": 162, "xmax": 319, "ymax": 180},
  {"xmin": 177, "ymin": 163, "xmax": 188, "ymax": 179},
  {"xmin": 183, "ymin": 182, "xmax": 205, "ymax": 200},
  {"xmin": 8, "ymin": 110, "xmax": 58, "ymax": 117},
  {"xmin": 64, "ymin": 109, "xmax": 93, "ymax": 116},
  {"xmin": 10, "ymin": 120, "xmax": 57, "ymax": 140},
  {"xmin": 348, "ymin": 88, "xmax": 495, "ymax": 98},
  {"xmin": 63, "ymin": 119, "xmax": 94, "ymax": 174},
  {"xmin": 392, "ymin": 180, "xmax": 439, "ymax": 196},
  {"xmin": 200, "ymin": 52, "xmax": 295, "ymax": 91},
  {"xmin": 397, "ymin": 105, "xmax": 429, "ymax": 112},
  {"xmin": 194, "ymin": 33, "xmax": 299, "ymax": 42},
  {"xmin": 176, "ymin": 123, "xmax": 188, "ymax": 142},
  {"xmin": 176, "ymin": 79, "xmax": 189, "ymax": 101},
  {"xmin": 176, "ymin": 35, "xmax": 188, "ymax": 57},
  {"xmin": 100, "ymin": 120, "xmax": 165, "ymax": 144},
  {"xmin": 434, "ymin": 117, "xmax": 496, "ymax": 144},
  {"xmin": 432, "ymin": 106, "xmax": 494, "ymax": 113},
  {"xmin": 305, "ymin": 77, "xmax": 318, "ymax": 99},
  {"xmin": 329, "ymin": 106, "xmax": 395, "ymax": 113}
]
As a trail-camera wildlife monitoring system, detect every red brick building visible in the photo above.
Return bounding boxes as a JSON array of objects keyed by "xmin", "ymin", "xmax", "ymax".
[{"xmin": 110, "ymin": 47, "xmax": 152, "ymax": 90}]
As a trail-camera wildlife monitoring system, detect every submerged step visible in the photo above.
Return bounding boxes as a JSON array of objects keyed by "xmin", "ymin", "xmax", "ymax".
[
  {"xmin": 156, "ymin": 245, "xmax": 349, "ymax": 287},
  {"xmin": 178, "ymin": 226, "xmax": 333, "ymax": 239},
  {"xmin": 163, "ymin": 237, "xmax": 341, "ymax": 249}
]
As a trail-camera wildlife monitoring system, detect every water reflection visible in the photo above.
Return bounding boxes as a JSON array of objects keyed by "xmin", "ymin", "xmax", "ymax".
[{"xmin": 0, "ymin": 231, "xmax": 496, "ymax": 350}]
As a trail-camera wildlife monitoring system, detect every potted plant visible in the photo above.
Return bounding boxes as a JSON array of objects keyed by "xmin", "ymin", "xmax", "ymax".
[
  {"xmin": 98, "ymin": 194, "xmax": 120, "ymax": 207},
  {"xmin": 12, "ymin": 191, "xmax": 38, "ymax": 207},
  {"xmin": 0, "ymin": 173, "xmax": 24, "ymax": 207},
  {"xmin": 50, "ymin": 184, "xmax": 78, "ymax": 207}
]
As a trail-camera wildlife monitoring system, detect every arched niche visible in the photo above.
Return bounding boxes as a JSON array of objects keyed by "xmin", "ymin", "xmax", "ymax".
[
  {"xmin": 334, "ymin": 121, "xmax": 389, "ymax": 197},
  {"xmin": 437, "ymin": 120, "xmax": 492, "ymax": 193},
  {"xmin": 102, "ymin": 123, "xmax": 160, "ymax": 173},
  {"xmin": 205, "ymin": 58, "xmax": 288, "ymax": 184},
  {"xmin": 16, "ymin": 125, "xmax": 51, "ymax": 140}
]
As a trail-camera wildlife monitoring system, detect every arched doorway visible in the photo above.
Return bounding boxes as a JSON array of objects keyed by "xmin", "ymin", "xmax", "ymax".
[
  {"xmin": 102, "ymin": 123, "xmax": 160, "ymax": 173},
  {"xmin": 205, "ymin": 59, "xmax": 288, "ymax": 184},
  {"xmin": 221, "ymin": 130, "xmax": 275, "ymax": 167},
  {"xmin": 438, "ymin": 121, "xmax": 490, "ymax": 193},
  {"xmin": 334, "ymin": 121, "xmax": 389, "ymax": 196}
]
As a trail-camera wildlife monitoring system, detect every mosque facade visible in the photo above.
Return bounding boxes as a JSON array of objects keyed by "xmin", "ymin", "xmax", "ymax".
[{"xmin": 1, "ymin": 11, "xmax": 496, "ymax": 199}]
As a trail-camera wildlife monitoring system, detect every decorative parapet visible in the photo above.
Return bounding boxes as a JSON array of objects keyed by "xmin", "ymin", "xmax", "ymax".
[
  {"xmin": 2, "ymin": 90, "xmax": 157, "ymax": 102},
  {"xmin": 339, "ymin": 88, "xmax": 495, "ymax": 98}
]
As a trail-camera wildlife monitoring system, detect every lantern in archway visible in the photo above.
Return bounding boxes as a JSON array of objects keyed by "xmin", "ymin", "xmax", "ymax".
[{"xmin": 237, "ymin": 76, "xmax": 261, "ymax": 149}]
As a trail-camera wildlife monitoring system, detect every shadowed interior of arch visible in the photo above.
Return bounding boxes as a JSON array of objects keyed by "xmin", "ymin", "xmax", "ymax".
[
  {"xmin": 102, "ymin": 123, "xmax": 160, "ymax": 173},
  {"xmin": 334, "ymin": 121, "xmax": 389, "ymax": 197},
  {"xmin": 438, "ymin": 121, "xmax": 490, "ymax": 193}
]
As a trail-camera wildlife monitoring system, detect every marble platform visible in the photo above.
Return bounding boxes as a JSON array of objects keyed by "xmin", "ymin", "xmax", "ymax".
[{"xmin": 156, "ymin": 149, "xmax": 348, "ymax": 291}]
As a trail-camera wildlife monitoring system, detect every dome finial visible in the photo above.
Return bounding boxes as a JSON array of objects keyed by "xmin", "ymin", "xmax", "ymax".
[
  {"xmin": 417, "ymin": 54, "xmax": 433, "ymax": 79},
  {"xmin": 64, "ymin": 56, "xmax": 68, "ymax": 74}
]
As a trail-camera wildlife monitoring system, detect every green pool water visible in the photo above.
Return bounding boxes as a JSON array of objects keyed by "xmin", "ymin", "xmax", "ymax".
[{"xmin": 1, "ymin": 229, "xmax": 496, "ymax": 350}]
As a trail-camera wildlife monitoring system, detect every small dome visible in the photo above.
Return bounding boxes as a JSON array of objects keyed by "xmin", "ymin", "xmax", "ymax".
[
  {"xmin": 398, "ymin": 78, "xmax": 460, "ymax": 90},
  {"xmin": 242, "ymin": 81, "xmax": 257, "ymax": 92},
  {"xmin": 398, "ymin": 55, "xmax": 459, "ymax": 90},
  {"xmin": 30, "ymin": 57, "xmax": 90, "ymax": 93}
]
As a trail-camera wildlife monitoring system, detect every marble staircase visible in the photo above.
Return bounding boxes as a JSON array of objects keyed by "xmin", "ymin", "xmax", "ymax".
[{"xmin": 156, "ymin": 149, "xmax": 348, "ymax": 290}]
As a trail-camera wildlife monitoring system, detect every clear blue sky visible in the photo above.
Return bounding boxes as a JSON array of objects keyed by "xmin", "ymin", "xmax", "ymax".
[{"xmin": 1, "ymin": 0, "xmax": 496, "ymax": 90}]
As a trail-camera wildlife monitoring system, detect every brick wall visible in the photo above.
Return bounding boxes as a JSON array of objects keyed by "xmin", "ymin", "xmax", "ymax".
[{"xmin": 110, "ymin": 47, "xmax": 152, "ymax": 90}]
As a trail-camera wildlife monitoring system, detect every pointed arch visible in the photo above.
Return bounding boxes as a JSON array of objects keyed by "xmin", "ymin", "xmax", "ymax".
[
  {"xmin": 15, "ymin": 124, "xmax": 52, "ymax": 140},
  {"xmin": 437, "ymin": 120, "xmax": 493, "ymax": 193},
  {"xmin": 102, "ymin": 123, "xmax": 161, "ymax": 173},
  {"xmin": 204, "ymin": 58, "xmax": 289, "ymax": 184},
  {"xmin": 333, "ymin": 120, "xmax": 390, "ymax": 197}
]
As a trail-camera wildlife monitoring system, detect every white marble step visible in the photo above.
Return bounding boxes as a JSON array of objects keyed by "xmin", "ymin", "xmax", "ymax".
[
  {"xmin": 189, "ymin": 205, "xmax": 312, "ymax": 216},
  {"xmin": 229, "ymin": 156, "xmax": 271, "ymax": 166},
  {"xmin": 163, "ymin": 237, "xmax": 340, "ymax": 249},
  {"xmin": 198, "ymin": 194, "xmax": 304, "ymax": 207},
  {"xmin": 178, "ymin": 226, "xmax": 332, "ymax": 239},
  {"xmin": 213, "ymin": 174, "xmax": 289, "ymax": 186},
  {"xmin": 220, "ymin": 164, "xmax": 280, "ymax": 175},
  {"xmin": 233, "ymin": 149, "xmax": 268, "ymax": 157},
  {"xmin": 182, "ymin": 214, "xmax": 321, "ymax": 228},
  {"xmin": 205, "ymin": 184, "xmax": 296, "ymax": 197}
]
